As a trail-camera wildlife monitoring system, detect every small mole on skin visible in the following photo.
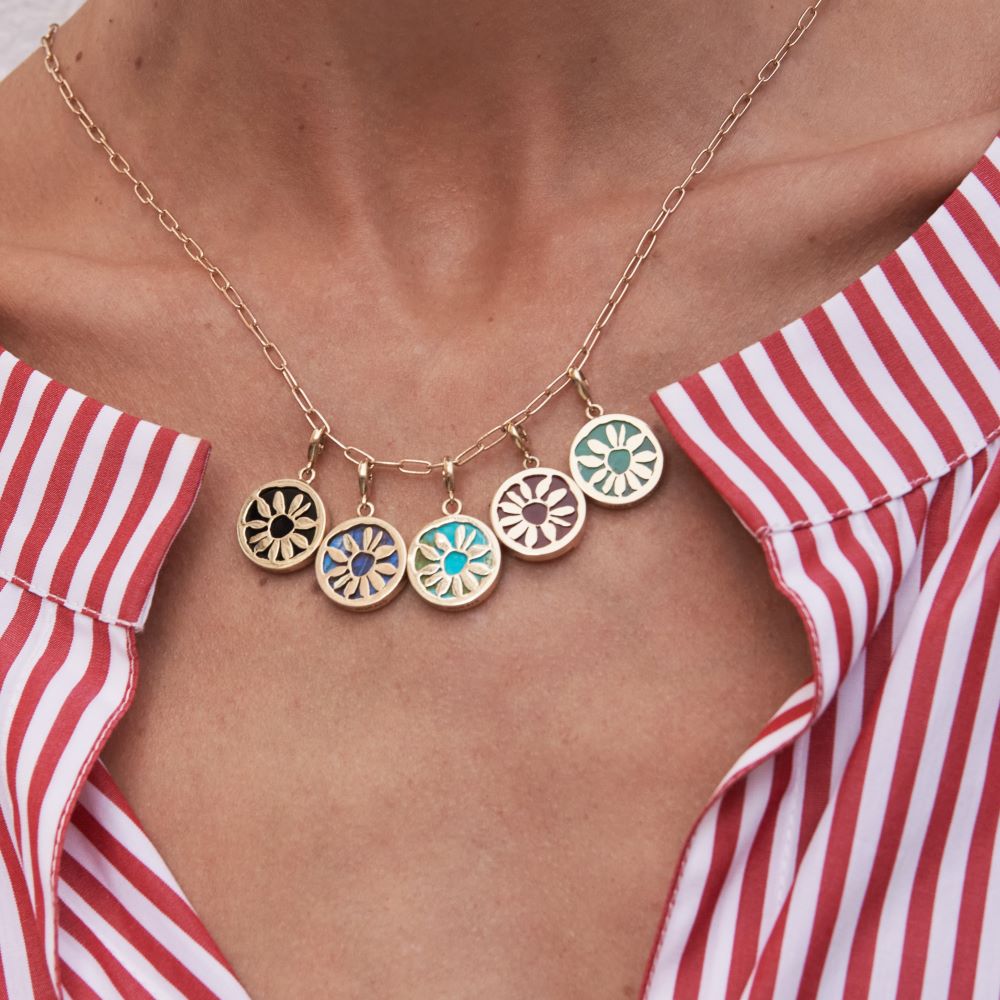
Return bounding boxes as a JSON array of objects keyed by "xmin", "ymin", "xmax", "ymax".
[
  {"xmin": 590, "ymin": 55, "xmax": 598, "ymax": 64},
  {"xmin": 324, "ymin": 60, "xmax": 332, "ymax": 67},
  {"xmin": 134, "ymin": 55, "xmax": 143, "ymax": 70},
  {"xmin": 297, "ymin": 121, "xmax": 306, "ymax": 132},
  {"xmin": 74, "ymin": 50, "xmax": 82, "ymax": 62},
  {"xmin": 487, "ymin": 316, "xmax": 494, "ymax": 323}
]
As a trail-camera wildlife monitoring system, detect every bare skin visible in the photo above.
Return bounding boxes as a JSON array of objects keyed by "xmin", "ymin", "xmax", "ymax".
[{"xmin": 0, "ymin": 0, "xmax": 997, "ymax": 996}]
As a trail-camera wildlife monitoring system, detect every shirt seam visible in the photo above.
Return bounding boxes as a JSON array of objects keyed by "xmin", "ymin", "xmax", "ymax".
[
  {"xmin": 0, "ymin": 571, "xmax": 142, "ymax": 629},
  {"xmin": 756, "ymin": 422, "xmax": 1000, "ymax": 539}
]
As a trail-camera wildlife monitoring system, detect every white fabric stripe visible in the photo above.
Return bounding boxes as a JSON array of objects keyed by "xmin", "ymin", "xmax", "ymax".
[
  {"xmin": 32, "ymin": 406, "xmax": 120, "ymax": 597},
  {"xmin": 100, "ymin": 433, "xmax": 200, "ymax": 623},
  {"xmin": 860, "ymin": 266, "xmax": 984, "ymax": 454},
  {"xmin": 76, "ymin": 778, "xmax": 187, "ymax": 898},
  {"xmin": 921, "ymin": 609, "xmax": 1000, "ymax": 1000},
  {"xmin": 13, "ymin": 610, "xmax": 96, "ymax": 911},
  {"xmin": 63, "ymin": 824, "xmax": 249, "ymax": 998},
  {"xmin": 760, "ymin": 734, "xmax": 808, "ymax": 967},
  {"xmin": 868, "ymin": 514, "xmax": 998, "ymax": 996},
  {"xmin": 62, "ymin": 421, "xmax": 158, "ymax": 618},
  {"xmin": 769, "ymin": 762, "xmax": 837, "ymax": 1000},
  {"xmin": 740, "ymin": 341, "xmax": 872, "ymax": 512},
  {"xmin": 655, "ymin": 383, "xmax": 787, "ymax": 529},
  {"xmin": 58, "ymin": 926, "xmax": 127, "ymax": 1000},
  {"xmin": 932, "ymin": 202, "xmax": 1000, "ymax": 329},
  {"xmin": 0, "ymin": 388, "xmax": 85, "ymax": 570},
  {"xmin": 700, "ymin": 362, "xmax": 831, "ymax": 525},
  {"xmin": 959, "ymin": 171, "xmax": 1000, "ymax": 247},
  {"xmin": 698, "ymin": 759, "xmax": 774, "ymax": 1000},
  {"xmin": 0, "ymin": 837, "xmax": 35, "ymax": 1000},
  {"xmin": 36, "ymin": 621, "xmax": 132, "ymax": 979},
  {"xmin": 644, "ymin": 799, "xmax": 721, "ymax": 999},
  {"xmin": 58, "ymin": 880, "xmax": 188, "ymax": 1000},
  {"xmin": 895, "ymin": 238, "xmax": 1000, "ymax": 402},
  {"xmin": 824, "ymin": 292, "xmax": 949, "ymax": 472},
  {"xmin": 782, "ymin": 317, "xmax": 911, "ymax": 500}
]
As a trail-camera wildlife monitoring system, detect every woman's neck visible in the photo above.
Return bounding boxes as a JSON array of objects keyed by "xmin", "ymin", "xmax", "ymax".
[{"xmin": 53, "ymin": 0, "xmax": 815, "ymax": 212}]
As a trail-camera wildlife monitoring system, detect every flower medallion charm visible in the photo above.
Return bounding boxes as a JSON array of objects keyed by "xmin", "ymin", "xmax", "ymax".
[
  {"xmin": 569, "ymin": 413, "xmax": 664, "ymax": 507},
  {"xmin": 490, "ymin": 468, "xmax": 586, "ymax": 561},
  {"xmin": 237, "ymin": 479, "xmax": 326, "ymax": 572},
  {"xmin": 408, "ymin": 515, "xmax": 502, "ymax": 610},
  {"xmin": 315, "ymin": 517, "xmax": 407, "ymax": 611}
]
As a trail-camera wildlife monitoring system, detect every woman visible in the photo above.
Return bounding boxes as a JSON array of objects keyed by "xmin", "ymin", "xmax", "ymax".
[{"xmin": 0, "ymin": 0, "xmax": 997, "ymax": 996}]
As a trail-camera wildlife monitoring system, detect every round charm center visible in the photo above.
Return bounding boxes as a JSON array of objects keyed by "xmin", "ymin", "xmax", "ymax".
[
  {"xmin": 490, "ymin": 468, "xmax": 586, "ymax": 561},
  {"xmin": 443, "ymin": 550, "xmax": 469, "ymax": 575}
]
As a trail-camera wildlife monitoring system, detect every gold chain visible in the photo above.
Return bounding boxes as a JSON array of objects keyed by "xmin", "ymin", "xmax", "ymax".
[{"xmin": 41, "ymin": 4, "xmax": 823, "ymax": 477}]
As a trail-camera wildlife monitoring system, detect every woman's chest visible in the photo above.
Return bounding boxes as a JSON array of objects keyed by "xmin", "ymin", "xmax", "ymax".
[{"xmin": 100, "ymin": 430, "xmax": 811, "ymax": 999}]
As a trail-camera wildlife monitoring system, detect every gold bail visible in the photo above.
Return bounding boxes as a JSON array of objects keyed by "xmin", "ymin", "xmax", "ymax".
[
  {"xmin": 442, "ymin": 458, "xmax": 462, "ymax": 515},
  {"xmin": 567, "ymin": 367, "xmax": 604, "ymax": 419},
  {"xmin": 357, "ymin": 460, "xmax": 375, "ymax": 516},
  {"xmin": 505, "ymin": 422, "xmax": 540, "ymax": 469},
  {"xmin": 299, "ymin": 427, "xmax": 326, "ymax": 484}
]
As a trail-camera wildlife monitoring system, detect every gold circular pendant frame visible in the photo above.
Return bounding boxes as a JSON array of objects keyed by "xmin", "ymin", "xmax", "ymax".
[{"xmin": 237, "ymin": 478, "xmax": 327, "ymax": 572}]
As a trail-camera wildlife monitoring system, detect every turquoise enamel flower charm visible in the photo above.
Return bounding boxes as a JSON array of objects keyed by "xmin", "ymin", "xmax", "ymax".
[{"xmin": 569, "ymin": 413, "xmax": 664, "ymax": 507}]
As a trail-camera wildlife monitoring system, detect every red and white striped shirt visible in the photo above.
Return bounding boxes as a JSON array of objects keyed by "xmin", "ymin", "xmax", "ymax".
[{"xmin": 0, "ymin": 134, "xmax": 997, "ymax": 999}]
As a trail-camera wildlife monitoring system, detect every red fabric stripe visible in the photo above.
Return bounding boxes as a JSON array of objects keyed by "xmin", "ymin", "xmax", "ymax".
[
  {"xmin": 0, "ymin": 381, "xmax": 69, "ymax": 553},
  {"xmin": 673, "ymin": 782, "xmax": 748, "ymax": 999},
  {"xmin": 794, "ymin": 613, "xmax": 896, "ymax": 999},
  {"xmin": 60, "ymin": 853, "xmax": 220, "ymax": 1000},
  {"xmin": 762, "ymin": 331, "xmax": 885, "ymax": 499},
  {"xmin": 649, "ymin": 391, "xmax": 769, "ymax": 534},
  {"xmin": 57, "ymin": 961, "xmax": 106, "ymax": 1000},
  {"xmin": 680, "ymin": 374, "xmax": 808, "ymax": 527},
  {"xmin": 48, "ymin": 413, "xmax": 139, "ymax": 603},
  {"xmin": 896, "ymin": 539, "xmax": 1000, "ymax": 998},
  {"xmin": 752, "ymin": 696, "xmax": 814, "ymax": 744},
  {"xmin": 745, "ymin": 902, "xmax": 790, "ymax": 1000},
  {"xmin": 721, "ymin": 353, "xmax": 848, "ymax": 515},
  {"xmin": 915, "ymin": 225, "xmax": 1000, "ymax": 360},
  {"xmin": 844, "ymin": 281, "xmax": 965, "ymax": 460},
  {"xmin": 947, "ymin": 190, "xmax": 1000, "ymax": 283},
  {"xmin": 0, "ymin": 358, "xmax": 32, "ymax": 452},
  {"xmin": 879, "ymin": 251, "xmax": 999, "ymax": 437},
  {"xmin": 25, "ymin": 620, "xmax": 114, "ymax": 924},
  {"xmin": 57, "ymin": 903, "xmax": 153, "ymax": 999},
  {"xmin": 946, "ymin": 686, "xmax": 1000, "ymax": 999},
  {"xmin": 70, "ymin": 800, "xmax": 233, "ymax": 966},
  {"xmin": 972, "ymin": 153, "xmax": 999, "ymax": 200},
  {"xmin": 920, "ymin": 471, "xmax": 956, "ymax": 587},
  {"xmin": 84, "ymin": 428, "xmax": 178, "ymax": 617},
  {"xmin": 119, "ymin": 437, "xmax": 209, "ymax": 623},
  {"xmin": 14, "ymin": 397, "xmax": 103, "ymax": 584},
  {"xmin": 724, "ymin": 752, "xmax": 794, "ymax": 1000},
  {"xmin": 840, "ymin": 460, "xmax": 998, "ymax": 994},
  {"xmin": 0, "ymin": 827, "xmax": 58, "ymax": 999},
  {"xmin": 3, "ymin": 606, "xmax": 73, "ymax": 898},
  {"xmin": 804, "ymin": 306, "xmax": 927, "ymax": 485}
]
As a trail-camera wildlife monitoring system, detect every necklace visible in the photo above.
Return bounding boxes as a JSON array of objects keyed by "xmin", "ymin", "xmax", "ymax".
[{"xmin": 41, "ymin": 4, "xmax": 824, "ymax": 612}]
